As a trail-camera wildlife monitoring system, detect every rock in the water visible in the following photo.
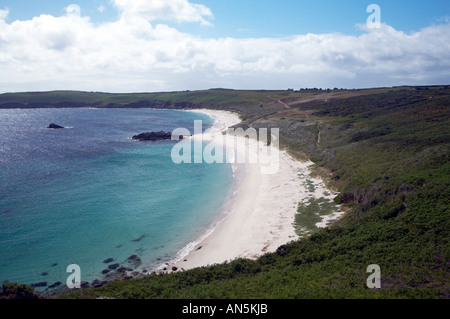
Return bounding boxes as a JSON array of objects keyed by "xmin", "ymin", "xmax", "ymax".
[
  {"xmin": 108, "ymin": 263, "xmax": 120, "ymax": 270},
  {"xmin": 132, "ymin": 235, "xmax": 145, "ymax": 242},
  {"xmin": 132, "ymin": 131, "xmax": 182, "ymax": 142},
  {"xmin": 103, "ymin": 258, "xmax": 114, "ymax": 264},
  {"xmin": 48, "ymin": 282, "xmax": 62, "ymax": 289},
  {"xmin": 117, "ymin": 267, "xmax": 128, "ymax": 274},
  {"xmin": 48, "ymin": 123, "xmax": 65, "ymax": 129},
  {"xmin": 31, "ymin": 282, "xmax": 47, "ymax": 288},
  {"xmin": 128, "ymin": 255, "xmax": 141, "ymax": 262},
  {"xmin": 127, "ymin": 254, "xmax": 142, "ymax": 267}
]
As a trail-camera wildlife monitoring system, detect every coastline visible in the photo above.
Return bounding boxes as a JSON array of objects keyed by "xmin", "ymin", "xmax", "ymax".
[{"xmin": 159, "ymin": 108, "xmax": 337, "ymax": 272}]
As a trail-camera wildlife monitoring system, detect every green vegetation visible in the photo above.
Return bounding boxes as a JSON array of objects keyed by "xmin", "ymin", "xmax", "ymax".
[
  {"xmin": 1, "ymin": 86, "xmax": 449, "ymax": 299},
  {"xmin": 0, "ymin": 282, "xmax": 43, "ymax": 299},
  {"xmin": 295, "ymin": 197, "xmax": 340, "ymax": 236}
]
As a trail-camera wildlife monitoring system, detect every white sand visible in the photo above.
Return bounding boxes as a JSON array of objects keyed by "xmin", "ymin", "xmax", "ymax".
[{"xmin": 159, "ymin": 109, "xmax": 342, "ymax": 272}]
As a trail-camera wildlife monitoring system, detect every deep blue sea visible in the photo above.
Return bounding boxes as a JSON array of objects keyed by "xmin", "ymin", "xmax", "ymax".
[{"xmin": 0, "ymin": 108, "xmax": 234, "ymax": 291}]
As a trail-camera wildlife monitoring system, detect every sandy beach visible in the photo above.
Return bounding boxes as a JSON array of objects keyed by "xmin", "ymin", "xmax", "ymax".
[{"xmin": 164, "ymin": 109, "xmax": 342, "ymax": 272}]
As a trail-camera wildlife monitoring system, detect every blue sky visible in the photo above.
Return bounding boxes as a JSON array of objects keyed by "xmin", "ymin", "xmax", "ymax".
[
  {"xmin": 0, "ymin": 0, "xmax": 449, "ymax": 92},
  {"xmin": 184, "ymin": 0, "xmax": 450, "ymax": 38},
  {"xmin": 2, "ymin": 0, "xmax": 449, "ymax": 37}
]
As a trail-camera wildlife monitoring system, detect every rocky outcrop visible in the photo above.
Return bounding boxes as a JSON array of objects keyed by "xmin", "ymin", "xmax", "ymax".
[
  {"xmin": 132, "ymin": 131, "xmax": 183, "ymax": 141},
  {"xmin": 48, "ymin": 123, "xmax": 64, "ymax": 129}
]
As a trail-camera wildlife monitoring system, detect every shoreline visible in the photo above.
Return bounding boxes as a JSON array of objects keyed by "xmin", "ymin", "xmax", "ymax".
[
  {"xmin": 39, "ymin": 107, "xmax": 343, "ymax": 295},
  {"xmin": 158, "ymin": 108, "xmax": 330, "ymax": 272}
]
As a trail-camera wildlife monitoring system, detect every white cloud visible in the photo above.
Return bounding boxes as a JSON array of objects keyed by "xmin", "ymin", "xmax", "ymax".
[
  {"xmin": 112, "ymin": 0, "xmax": 213, "ymax": 26},
  {"xmin": 0, "ymin": 3, "xmax": 449, "ymax": 93},
  {"xmin": 98, "ymin": 5, "xmax": 106, "ymax": 13},
  {"xmin": 0, "ymin": 8, "xmax": 9, "ymax": 20},
  {"xmin": 65, "ymin": 4, "xmax": 81, "ymax": 16}
]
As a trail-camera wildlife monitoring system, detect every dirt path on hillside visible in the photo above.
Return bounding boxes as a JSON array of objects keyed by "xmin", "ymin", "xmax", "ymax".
[{"xmin": 277, "ymin": 99, "xmax": 290, "ymax": 109}]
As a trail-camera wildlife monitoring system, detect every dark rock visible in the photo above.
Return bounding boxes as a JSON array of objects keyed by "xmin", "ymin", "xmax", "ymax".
[
  {"xmin": 48, "ymin": 123, "xmax": 64, "ymax": 129},
  {"xmin": 132, "ymin": 131, "xmax": 183, "ymax": 142},
  {"xmin": 196, "ymin": 246, "xmax": 203, "ymax": 251},
  {"xmin": 51, "ymin": 263, "xmax": 58, "ymax": 267},
  {"xmin": 276, "ymin": 245, "xmax": 288, "ymax": 256},
  {"xmin": 117, "ymin": 267, "xmax": 128, "ymax": 273},
  {"xmin": 80, "ymin": 281, "xmax": 89, "ymax": 288},
  {"xmin": 95, "ymin": 281, "xmax": 108, "ymax": 288},
  {"xmin": 31, "ymin": 282, "xmax": 47, "ymax": 288},
  {"xmin": 48, "ymin": 282, "xmax": 62, "ymax": 289},
  {"xmin": 132, "ymin": 235, "xmax": 145, "ymax": 242},
  {"xmin": 103, "ymin": 258, "xmax": 114, "ymax": 264},
  {"xmin": 127, "ymin": 254, "xmax": 141, "ymax": 262},
  {"xmin": 102, "ymin": 269, "xmax": 110, "ymax": 274},
  {"xmin": 108, "ymin": 263, "xmax": 120, "ymax": 270},
  {"xmin": 41, "ymin": 272, "xmax": 48, "ymax": 277},
  {"xmin": 92, "ymin": 280, "xmax": 104, "ymax": 288},
  {"xmin": 172, "ymin": 267, "xmax": 178, "ymax": 272}
]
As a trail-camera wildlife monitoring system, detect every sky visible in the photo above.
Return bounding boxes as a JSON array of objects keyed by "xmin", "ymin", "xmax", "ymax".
[{"xmin": 0, "ymin": 0, "xmax": 449, "ymax": 93}]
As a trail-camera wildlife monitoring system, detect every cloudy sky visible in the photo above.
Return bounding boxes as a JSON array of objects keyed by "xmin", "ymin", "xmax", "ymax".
[{"xmin": 0, "ymin": 0, "xmax": 449, "ymax": 93}]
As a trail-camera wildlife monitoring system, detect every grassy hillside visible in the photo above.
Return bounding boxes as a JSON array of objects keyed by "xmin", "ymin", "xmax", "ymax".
[
  {"xmin": 0, "ymin": 87, "xmax": 399, "ymax": 123},
  {"xmin": 1, "ymin": 86, "xmax": 449, "ymax": 299}
]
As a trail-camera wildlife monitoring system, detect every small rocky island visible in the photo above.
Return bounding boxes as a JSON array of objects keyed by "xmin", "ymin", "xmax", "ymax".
[
  {"xmin": 48, "ymin": 123, "xmax": 65, "ymax": 129},
  {"xmin": 132, "ymin": 131, "xmax": 183, "ymax": 142}
]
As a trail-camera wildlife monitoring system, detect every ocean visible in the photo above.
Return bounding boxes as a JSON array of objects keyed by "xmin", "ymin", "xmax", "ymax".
[{"xmin": 0, "ymin": 108, "xmax": 235, "ymax": 291}]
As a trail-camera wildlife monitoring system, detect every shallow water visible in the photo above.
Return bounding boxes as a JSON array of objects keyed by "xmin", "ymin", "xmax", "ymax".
[{"xmin": 0, "ymin": 108, "xmax": 234, "ymax": 290}]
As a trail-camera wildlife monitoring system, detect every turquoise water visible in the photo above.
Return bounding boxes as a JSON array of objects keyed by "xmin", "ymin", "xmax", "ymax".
[{"xmin": 0, "ymin": 108, "xmax": 234, "ymax": 291}]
